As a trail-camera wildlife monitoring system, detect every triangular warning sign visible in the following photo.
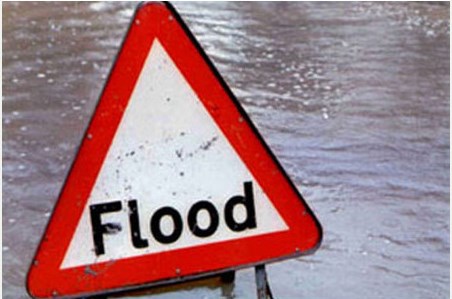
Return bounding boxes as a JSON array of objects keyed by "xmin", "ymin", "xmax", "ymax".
[{"xmin": 27, "ymin": 2, "xmax": 322, "ymax": 298}]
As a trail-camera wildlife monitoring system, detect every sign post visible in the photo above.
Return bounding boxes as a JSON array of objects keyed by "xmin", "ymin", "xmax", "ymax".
[
  {"xmin": 255, "ymin": 265, "xmax": 273, "ymax": 299},
  {"xmin": 27, "ymin": 2, "xmax": 322, "ymax": 298}
]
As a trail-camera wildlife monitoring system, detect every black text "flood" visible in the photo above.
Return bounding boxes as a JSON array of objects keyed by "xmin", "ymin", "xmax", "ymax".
[{"xmin": 89, "ymin": 181, "xmax": 257, "ymax": 256}]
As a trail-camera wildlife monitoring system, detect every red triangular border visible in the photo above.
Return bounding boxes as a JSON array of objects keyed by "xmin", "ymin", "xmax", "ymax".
[{"xmin": 27, "ymin": 2, "xmax": 322, "ymax": 298}]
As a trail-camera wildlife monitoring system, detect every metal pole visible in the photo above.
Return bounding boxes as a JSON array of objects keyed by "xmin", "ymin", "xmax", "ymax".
[
  {"xmin": 220, "ymin": 270, "xmax": 236, "ymax": 283},
  {"xmin": 255, "ymin": 264, "xmax": 273, "ymax": 299}
]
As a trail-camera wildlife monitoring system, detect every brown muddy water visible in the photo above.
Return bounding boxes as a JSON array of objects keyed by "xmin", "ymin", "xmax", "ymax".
[{"xmin": 2, "ymin": 2, "xmax": 450, "ymax": 299}]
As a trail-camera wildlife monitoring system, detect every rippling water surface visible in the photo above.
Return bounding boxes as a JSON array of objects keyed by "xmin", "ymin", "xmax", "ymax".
[{"xmin": 2, "ymin": 2, "xmax": 449, "ymax": 299}]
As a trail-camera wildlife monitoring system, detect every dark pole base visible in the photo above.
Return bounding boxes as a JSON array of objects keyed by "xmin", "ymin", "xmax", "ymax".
[{"xmin": 220, "ymin": 270, "xmax": 236, "ymax": 283}]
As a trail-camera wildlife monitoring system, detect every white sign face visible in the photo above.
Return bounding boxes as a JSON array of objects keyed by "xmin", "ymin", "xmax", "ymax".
[{"xmin": 61, "ymin": 40, "xmax": 288, "ymax": 269}]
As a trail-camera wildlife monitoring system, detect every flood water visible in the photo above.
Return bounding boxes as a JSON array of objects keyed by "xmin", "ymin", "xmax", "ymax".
[{"xmin": 2, "ymin": 2, "xmax": 450, "ymax": 299}]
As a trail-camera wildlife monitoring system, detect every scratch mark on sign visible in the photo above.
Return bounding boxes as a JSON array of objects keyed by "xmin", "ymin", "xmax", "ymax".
[
  {"xmin": 84, "ymin": 266, "xmax": 97, "ymax": 276},
  {"xmin": 200, "ymin": 136, "xmax": 218, "ymax": 151},
  {"xmin": 103, "ymin": 223, "xmax": 122, "ymax": 235}
]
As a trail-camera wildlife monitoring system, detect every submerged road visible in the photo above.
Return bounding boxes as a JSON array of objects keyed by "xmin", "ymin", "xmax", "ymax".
[{"xmin": 3, "ymin": 2, "xmax": 449, "ymax": 299}]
